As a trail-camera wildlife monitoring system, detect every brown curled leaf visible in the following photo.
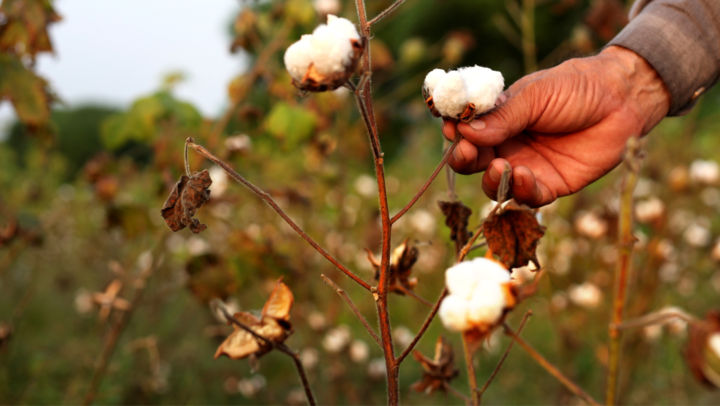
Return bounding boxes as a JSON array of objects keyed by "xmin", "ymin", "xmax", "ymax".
[
  {"xmin": 438, "ymin": 200, "xmax": 472, "ymax": 249},
  {"xmin": 161, "ymin": 170, "xmax": 212, "ymax": 234},
  {"xmin": 411, "ymin": 335, "xmax": 459, "ymax": 395},
  {"xmin": 685, "ymin": 311, "xmax": 720, "ymax": 389},
  {"xmin": 482, "ymin": 200, "xmax": 545, "ymax": 269}
]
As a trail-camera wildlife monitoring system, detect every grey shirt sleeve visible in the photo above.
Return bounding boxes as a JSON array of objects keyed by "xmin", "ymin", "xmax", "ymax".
[{"xmin": 608, "ymin": 0, "xmax": 720, "ymax": 116}]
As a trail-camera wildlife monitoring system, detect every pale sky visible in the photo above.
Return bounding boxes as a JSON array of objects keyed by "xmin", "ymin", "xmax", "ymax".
[{"xmin": 1, "ymin": 0, "xmax": 246, "ymax": 137}]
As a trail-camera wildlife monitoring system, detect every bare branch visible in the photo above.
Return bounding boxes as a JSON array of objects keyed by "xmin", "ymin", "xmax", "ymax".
[
  {"xmin": 368, "ymin": 0, "xmax": 408, "ymax": 26},
  {"xmin": 396, "ymin": 288, "xmax": 448, "ymax": 365},
  {"xmin": 443, "ymin": 381, "xmax": 472, "ymax": 403},
  {"xmin": 321, "ymin": 275, "xmax": 382, "ymax": 348},
  {"xmin": 615, "ymin": 309, "xmax": 696, "ymax": 331},
  {"xmin": 390, "ymin": 135, "xmax": 463, "ymax": 224},
  {"xmin": 478, "ymin": 311, "xmax": 532, "ymax": 401},
  {"xmin": 503, "ymin": 324, "xmax": 600, "ymax": 406},
  {"xmin": 395, "ymin": 284, "xmax": 433, "ymax": 307},
  {"xmin": 186, "ymin": 139, "xmax": 372, "ymax": 292},
  {"xmin": 462, "ymin": 332, "xmax": 480, "ymax": 405}
]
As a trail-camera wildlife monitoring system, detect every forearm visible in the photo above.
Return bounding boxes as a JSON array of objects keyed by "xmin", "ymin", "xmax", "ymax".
[{"xmin": 608, "ymin": 0, "xmax": 720, "ymax": 116}]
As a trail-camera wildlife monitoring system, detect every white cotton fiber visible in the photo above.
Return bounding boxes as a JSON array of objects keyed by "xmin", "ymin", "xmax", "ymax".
[
  {"xmin": 327, "ymin": 15, "xmax": 360, "ymax": 41},
  {"xmin": 432, "ymin": 71, "xmax": 468, "ymax": 118},
  {"xmin": 310, "ymin": 24, "xmax": 355, "ymax": 75},
  {"xmin": 423, "ymin": 69, "xmax": 447, "ymax": 96},
  {"xmin": 438, "ymin": 295, "xmax": 471, "ymax": 332},
  {"xmin": 467, "ymin": 282, "xmax": 507, "ymax": 325},
  {"xmin": 284, "ymin": 35, "xmax": 314, "ymax": 81},
  {"xmin": 459, "ymin": 66, "xmax": 504, "ymax": 114},
  {"xmin": 445, "ymin": 261, "xmax": 481, "ymax": 299}
]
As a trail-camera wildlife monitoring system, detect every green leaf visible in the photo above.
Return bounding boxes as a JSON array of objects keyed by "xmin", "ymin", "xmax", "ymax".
[
  {"xmin": 264, "ymin": 102, "xmax": 317, "ymax": 149},
  {"xmin": 0, "ymin": 54, "xmax": 51, "ymax": 126}
]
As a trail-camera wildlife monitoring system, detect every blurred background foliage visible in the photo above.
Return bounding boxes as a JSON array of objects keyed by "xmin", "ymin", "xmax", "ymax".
[{"xmin": 1, "ymin": 0, "xmax": 720, "ymax": 404}]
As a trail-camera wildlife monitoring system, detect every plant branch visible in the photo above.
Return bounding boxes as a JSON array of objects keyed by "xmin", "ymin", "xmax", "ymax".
[
  {"xmin": 390, "ymin": 135, "xmax": 462, "ymax": 224},
  {"xmin": 395, "ymin": 288, "xmax": 448, "ymax": 365},
  {"xmin": 186, "ymin": 138, "xmax": 372, "ymax": 292},
  {"xmin": 321, "ymin": 274, "xmax": 382, "ymax": 348},
  {"xmin": 615, "ymin": 309, "xmax": 696, "ymax": 331},
  {"xmin": 458, "ymin": 225, "xmax": 485, "ymax": 263},
  {"xmin": 395, "ymin": 284, "xmax": 433, "ymax": 307},
  {"xmin": 503, "ymin": 324, "xmax": 600, "ymax": 406},
  {"xmin": 368, "ymin": 0, "xmax": 408, "ymax": 26},
  {"xmin": 444, "ymin": 381, "xmax": 472, "ymax": 403},
  {"xmin": 606, "ymin": 137, "xmax": 641, "ymax": 406},
  {"xmin": 215, "ymin": 303, "xmax": 316, "ymax": 406},
  {"xmin": 462, "ymin": 333, "xmax": 480, "ymax": 406},
  {"xmin": 478, "ymin": 311, "xmax": 532, "ymax": 402}
]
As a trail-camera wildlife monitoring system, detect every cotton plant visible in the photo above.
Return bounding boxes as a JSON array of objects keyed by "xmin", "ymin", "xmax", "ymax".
[
  {"xmin": 423, "ymin": 66, "xmax": 504, "ymax": 122},
  {"xmin": 283, "ymin": 15, "xmax": 364, "ymax": 92}
]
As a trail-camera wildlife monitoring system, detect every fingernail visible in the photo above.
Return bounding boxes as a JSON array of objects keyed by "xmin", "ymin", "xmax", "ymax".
[
  {"xmin": 469, "ymin": 120, "xmax": 486, "ymax": 131},
  {"xmin": 515, "ymin": 173, "xmax": 523, "ymax": 186},
  {"xmin": 488, "ymin": 165, "xmax": 500, "ymax": 182}
]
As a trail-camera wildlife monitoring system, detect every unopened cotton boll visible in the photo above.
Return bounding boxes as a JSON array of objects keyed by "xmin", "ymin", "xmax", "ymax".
[
  {"xmin": 459, "ymin": 66, "xmax": 504, "ymax": 113},
  {"xmin": 284, "ymin": 35, "xmax": 314, "ymax": 81},
  {"xmin": 311, "ymin": 24, "xmax": 355, "ymax": 75},
  {"xmin": 432, "ymin": 71, "xmax": 468, "ymax": 118},
  {"xmin": 438, "ymin": 295, "xmax": 471, "ymax": 332}
]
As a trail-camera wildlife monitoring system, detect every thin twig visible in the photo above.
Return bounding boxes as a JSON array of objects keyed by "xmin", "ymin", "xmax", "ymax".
[
  {"xmin": 606, "ymin": 137, "xmax": 641, "ymax": 406},
  {"xmin": 396, "ymin": 288, "xmax": 448, "ymax": 365},
  {"xmin": 215, "ymin": 304, "xmax": 316, "ymax": 406},
  {"xmin": 458, "ymin": 225, "xmax": 484, "ymax": 263},
  {"xmin": 477, "ymin": 311, "xmax": 532, "ymax": 402},
  {"xmin": 462, "ymin": 333, "xmax": 480, "ymax": 406},
  {"xmin": 206, "ymin": 20, "xmax": 292, "ymax": 148},
  {"xmin": 184, "ymin": 141, "xmax": 191, "ymax": 176},
  {"xmin": 321, "ymin": 274, "xmax": 382, "ymax": 348},
  {"xmin": 186, "ymin": 138, "xmax": 371, "ymax": 292},
  {"xmin": 390, "ymin": 135, "xmax": 463, "ymax": 224},
  {"xmin": 615, "ymin": 309, "xmax": 695, "ymax": 331},
  {"xmin": 444, "ymin": 381, "xmax": 472, "ymax": 403},
  {"xmin": 503, "ymin": 324, "xmax": 600, "ymax": 406},
  {"xmin": 368, "ymin": 0, "xmax": 408, "ymax": 26},
  {"xmin": 396, "ymin": 284, "xmax": 433, "ymax": 307}
]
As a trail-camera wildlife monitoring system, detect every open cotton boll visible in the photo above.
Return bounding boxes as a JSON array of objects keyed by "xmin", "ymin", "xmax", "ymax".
[
  {"xmin": 445, "ymin": 257, "xmax": 509, "ymax": 299},
  {"xmin": 311, "ymin": 24, "xmax": 355, "ymax": 75},
  {"xmin": 438, "ymin": 295, "xmax": 471, "ymax": 332},
  {"xmin": 284, "ymin": 35, "xmax": 314, "ymax": 81},
  {"xmin": 327, "ymin": 15, "xmax": 360, "ymax": 41},
  {"xmin": 459, "ymin": 66, "xmax": 504, "ymax": 114},
  {"xmin": 432, "ymin": 71, "xmax": 468, "ymax": 118},
  {"xmin": 467, "ymin": 282, "xmax": 507, "ymax": 325},
  {"xmin": 423, "ymin": 69, "xmax": 447, "ymax": 95}
]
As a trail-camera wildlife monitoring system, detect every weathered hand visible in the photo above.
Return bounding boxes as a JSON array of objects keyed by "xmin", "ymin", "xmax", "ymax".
[{"xmin": 442, "ymin": 46, "xmax": 671, "ymax": 207}]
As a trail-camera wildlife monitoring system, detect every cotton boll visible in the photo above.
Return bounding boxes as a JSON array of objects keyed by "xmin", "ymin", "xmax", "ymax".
[
  {"xmin": 474, "ymin": 258, "xmax": 511, "ymax": 283},
  {"xmin": 284, "ymin": 35, "xmax": 314, "ymax": 81},
  {"xmin": 311, "ymin": 25, "xmax": 354, "ymax": 75},
  {"xmin": 423, "ymin": 69, "xmax": 447, "ymax": 95},
  {"xmin": 568, "ymin": 282, "xmax": 602, "ymax": 309},
  {"xmin": 467, "ymin": 282, "xmax": 507, "ymax": 325},
  {"xmin": 445, "ymin": 257, "xmax": 509, "ymax": 299},
  {"xmin": 709, "ymin": 333, "xmax": 720, "ymax": 360},
  {"xmin": 314, "ymin": 0, "xmax": 340, "ymax": 16},
  {"xmin": 459, "ymin": 66, "xmax": 504, "ymax": 114},
  {"xmin": 326, "ymin": 15, "xmax": 360, "ymax": 41},
  {"xmin": 439, "ymin": 295, "xmax": 470, "ymax": 332},
  {"xmin": 432, "ymin": 71, "xmax": 468, "ymax": 118},
  {"xmin": 689, "ymin": 159, "xmax": 720, "ymax": 185}
]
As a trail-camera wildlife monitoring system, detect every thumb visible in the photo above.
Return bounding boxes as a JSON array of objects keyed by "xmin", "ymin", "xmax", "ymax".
[{"xmin": 456, "ymin": 76, "xmax": 542, "ymax": 147}]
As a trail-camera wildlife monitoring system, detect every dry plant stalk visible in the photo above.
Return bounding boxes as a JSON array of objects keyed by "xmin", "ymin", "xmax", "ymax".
[{"xmin": 606, "ymin": 137, "xmax": 642, "ymax": 405}]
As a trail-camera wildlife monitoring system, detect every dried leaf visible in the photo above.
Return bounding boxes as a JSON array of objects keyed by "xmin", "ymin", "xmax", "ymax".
[
  {"xmin": 0, "ymin": 0, "xmax": 61, "ymax": 58},
  {"xmin": 411, "ymin": 336, "xmax": 458, "ymax": 395},
  {"xmin": 438, "ymin": 200, "xmax": 472, "ymax": 249},
  {"xmin": 685, "ymin": 311, "xmax": 720, "ymax": 389},
  {"xmin": 482, "ymin": 200, "xmax": 545, "ymax": 269},
  {"xmin": 161, "ymin": 170, "xmax": 212, "ymax": 234},
  {"xmin": 214, "ymin": 279, "xmax": 294, "ymax": 362}
]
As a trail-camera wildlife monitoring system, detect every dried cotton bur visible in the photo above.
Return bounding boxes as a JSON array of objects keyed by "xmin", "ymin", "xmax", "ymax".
[
  {"xmin": 483, "ymin": 200, "xmax": 546, "ymax": 270},
  {"xmin": 366, "ymin": 239, "xmax": 419, "ymax": 295},
  {"xmin": 161, "ymin": 169, "xmax": 213, "ymax": 234},
  {"xmin": 214, "ymin": 279, "xmax": 294, "ymax": 367},
  {"xmin": 685, "ymin": 311, "xmax": 720, "ymax": 388},
  {"xmin": 284, "ymin": 15, "xmax": 364, "ymax": 92},
  {"xmin": 411, "ymin": 336, "xmax": 459, "ymax": 395},
  {"xmin": 423, "ymin": 66, "xmax": 504, "ymax": 122}
]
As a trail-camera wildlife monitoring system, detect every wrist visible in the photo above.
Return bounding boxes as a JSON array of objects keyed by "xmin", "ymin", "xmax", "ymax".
[{"xmin": 600, "ymin": 45, "xmax": 671, "ymax": 134}]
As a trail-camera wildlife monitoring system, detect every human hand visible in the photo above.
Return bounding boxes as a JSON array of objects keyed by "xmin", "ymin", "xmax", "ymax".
[{"xmin": 442, "ymin": 46, "xmax": 671, "ymax": 207}]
